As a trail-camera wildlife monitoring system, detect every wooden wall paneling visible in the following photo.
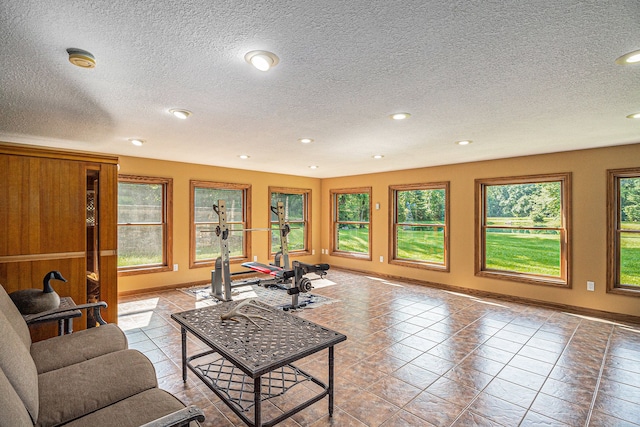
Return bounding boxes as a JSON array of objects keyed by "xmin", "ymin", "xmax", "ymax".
[{"xmin": 0, "ymin": 143, "xmax": 119, "ymax": 340}]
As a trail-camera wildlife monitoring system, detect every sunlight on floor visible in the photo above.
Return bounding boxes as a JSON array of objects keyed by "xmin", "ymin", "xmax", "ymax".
[{"xmin": 117, "ymin": 297, "xmax": 159, "ymax": 330}]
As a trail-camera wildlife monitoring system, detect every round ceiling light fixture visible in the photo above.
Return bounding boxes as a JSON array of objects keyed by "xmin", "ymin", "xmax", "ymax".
[
  {"xmin": 626, "ymin": 112, "xmax": 640, "ymax": 119},
  {"xmin": 239, "ymin": 155, "xmax": 250, "ymax": 159},
  {"xmin": 308, "ymin": 165, "xmax": 318, "ymax": 169},
  {"xmin": 390, "ymin": 112, "xmax": 411, "ymax": 120},
  {"xmin": 456, "ymin": 140, "xmax": 473, "ymax": 145},
  {"xmin": 67, "ymin": 48, "xmax": 96, "ymax": 68},
  {"xmin": 128, "ymin": 138, "xmax": 145, "ymax": 146},
  {"xmin": 169, "ymin": 109, "xmax": 192, "ymax": 119},
  {"xmin": 244, "ymin": 50, "xmax": 279, "ymax": 71},
  {"xmin": 372, "ymin": 155, "xmax": 384, "ymax": 159},
  {"xmin": 299, "ymin": 138, "xmax": 313, "ymax": 144},
  {"xmin": 615, "ymin": 49, "xmax": 640, "ymax": 65}
]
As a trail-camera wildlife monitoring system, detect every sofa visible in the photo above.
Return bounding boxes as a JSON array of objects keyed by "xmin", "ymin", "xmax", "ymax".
[{"xmin": 0, "ymin": 285, "xmax": 204, "ymax": 427}]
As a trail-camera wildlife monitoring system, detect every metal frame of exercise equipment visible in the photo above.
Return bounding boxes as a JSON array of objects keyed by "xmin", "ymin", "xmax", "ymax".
[{"xmin": 210, "ymin": 199, "xmax": 327, "ymax": 308}]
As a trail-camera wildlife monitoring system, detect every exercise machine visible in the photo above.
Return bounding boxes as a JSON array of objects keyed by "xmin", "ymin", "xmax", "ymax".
[{"xmin": 209, "ymin": 199, "xmax": 330, "ymax": 308}]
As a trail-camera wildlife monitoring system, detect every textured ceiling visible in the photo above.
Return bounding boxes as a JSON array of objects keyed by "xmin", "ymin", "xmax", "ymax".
[{"xmin": 0, "ymin": 1, "xmax": 638, "ymax": 178}]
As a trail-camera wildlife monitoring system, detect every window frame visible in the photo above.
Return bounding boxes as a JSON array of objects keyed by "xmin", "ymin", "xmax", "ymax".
[
  {"xmin": 607, "ymin": 167, "xmax": 640, "ymax": 296},
  {"xmin": 117, "ymin": 175, "xmax": 173, "ymax": 276},
  {"xmin": 389, "ymin": 182, "xmax": 450, "ymax": 271},
  {"xmin": 268, "ymin": 187, "xmax": 311, "ymax": 258},
  {"xmin": 330, "ymin": 187, "xmax": 372, "ymax": 260},
  {"xmin": 475, "ymin": 173, "xmax": 571, "ymax": 287},
  {"xmin": 189, "ymin": 180, "xmax": 251, "ymax": 269}
]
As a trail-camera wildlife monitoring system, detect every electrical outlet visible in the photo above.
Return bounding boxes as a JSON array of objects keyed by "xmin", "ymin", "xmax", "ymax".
[
  {"xmin": 173, "ymin": 264, "xmax": 178, "ymax": 271},
  {"xmin": 312, "ymin": 249, "xmax": 315, "ymax": 255},
  {"xmin": 253, "ymin": 255, "xmax": 258, "ymax": 262},
  {"xmin": 587, "ymin": 281, "xmax": 595, "ymax": 291},
  {"xmin": 380, "ymin": 255, "xmax": 384, "ymax": 262}
]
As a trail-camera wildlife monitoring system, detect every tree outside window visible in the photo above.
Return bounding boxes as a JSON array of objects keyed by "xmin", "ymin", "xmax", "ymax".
[
  {"xmin": 117, "ymin": 176, "xmax": 172, "ymax": 275},
  {"xmin": 270, "ymin": 188, "xmax": 310, "ymax": 256},
  {"xmin": 608, "ymin": 168, "xmax": 640, "ymax": 295},
  {"xmin": 390, "ymin": 183, "xmax": 449, "ymax": 270},
  {"xmin": 331, "ymin": 188, "xmax": 371, "ymax": 259},
  {"xmin": 476, "ymin": 173, "xmax": 571, "ymax": 286},
  {"xmin": 190, "ymin": 181, "xmax": 250, "ymax": 268}
]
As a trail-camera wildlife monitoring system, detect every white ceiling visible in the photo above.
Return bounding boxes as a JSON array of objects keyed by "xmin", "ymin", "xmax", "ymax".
[{"xmin": 1, "ymin": 1, "xmax": 638, "ymax": 178}]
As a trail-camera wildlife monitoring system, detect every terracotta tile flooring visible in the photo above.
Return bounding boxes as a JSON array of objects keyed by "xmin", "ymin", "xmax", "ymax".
[{"xmin": 117, "ymin": 270, "xmax": 640, "ymax": 426}]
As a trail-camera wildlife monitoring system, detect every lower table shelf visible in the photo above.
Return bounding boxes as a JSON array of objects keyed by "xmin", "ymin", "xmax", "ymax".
[{"xmin": 191, "ymin": 351, "xmax": 322, "ymax": 413}]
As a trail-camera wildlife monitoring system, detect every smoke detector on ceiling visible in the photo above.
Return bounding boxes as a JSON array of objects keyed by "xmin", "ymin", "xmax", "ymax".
[{"xmin": 67, "ymin": 48, "xmax": 96, "ymax": 68}]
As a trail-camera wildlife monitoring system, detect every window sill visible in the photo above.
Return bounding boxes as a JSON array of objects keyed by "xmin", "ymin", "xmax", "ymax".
[
  {"xmin": 607, "ymin": 286, "xmax": 640, "ymax": 297},
  {"xmin": 118, "ymin": 265, "xmax": 173, "ymax": 276},
  {"xmin": 330, "ymin": 251, "xmax": 371, "ymax": 261},
  {"xmin": 390, "ymin": 259, "xmax": 449, "ymax": 272},
  {"xmin": 190, "ymin": 257, "xmax": 249, "ymax": 269},
  {"xmin": 476, "ymin": 270, "xmax": 569, "ymax": 288}
]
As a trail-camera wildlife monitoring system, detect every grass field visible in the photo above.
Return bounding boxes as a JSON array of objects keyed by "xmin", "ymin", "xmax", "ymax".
[{"xmin": 339, "ymin": 225, "xmax": 640, "ymax": 285}]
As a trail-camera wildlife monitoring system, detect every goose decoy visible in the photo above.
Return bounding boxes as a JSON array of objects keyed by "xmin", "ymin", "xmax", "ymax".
[{"xmin": 9, "ymin": 270, "xmax": 67, "ymax": 315}]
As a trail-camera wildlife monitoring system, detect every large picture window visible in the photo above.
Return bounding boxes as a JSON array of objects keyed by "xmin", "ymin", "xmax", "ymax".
[
  {"xmin": 607, "ymin": 168, "xmax": 640, "ymax": 296},
  {"xmin": 190, "ymin": 181, "xmax": 250, "ymax": 268},
  {"xmin": 475, "ymin": 173, "xmax": 571, "ymax": 286},
  {"xmin": 117, "ymin": 175, "xmax": 173, "ymax": 275},
  {"xmin": 390, "ymin": 183, "xmax": 449, "ymax": 271},
  {"xmin": 269, "ymin": 188, "xmax": 310, "ymax": 256},
  {"xmin": 331, "ymin": 188, "xmax": 371, "ymax": 259}
]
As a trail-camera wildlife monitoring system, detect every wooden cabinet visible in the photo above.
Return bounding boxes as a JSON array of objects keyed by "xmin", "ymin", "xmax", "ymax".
[{"xmin": 0, "ymin": 142, "xmax": 118, "ymax": 340}]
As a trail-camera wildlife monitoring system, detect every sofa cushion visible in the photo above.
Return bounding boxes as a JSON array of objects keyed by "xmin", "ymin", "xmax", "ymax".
[
  {"xmin": 36, "ymin": 349, "xmax": 158, "ymax": 427},
  {"xmin": 0, "ymin": 309, "xmax": 39, "ymax": 423},
  {"xmin": 61, "ymin": 388, "xmax": 189, "ymax": 427},
  {"xmin": 0, "ymin": 284, "xmax": 32, "ymax": 349},
  {"xmin": 0, "ymin": 365, "xmax": 33, "ymax": 427},
  {"xmin": 31, "ymin": 323, "xmax": 128, "ymax": 374}
]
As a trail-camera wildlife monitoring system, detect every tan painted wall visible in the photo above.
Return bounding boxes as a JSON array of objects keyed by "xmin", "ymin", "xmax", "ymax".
[
  {"xmin": 117, "ymin": 156, "xmax": 322, "ymax": 293},
  {"xmin": 118, "ymin": 144, "xmax": 640, "ymax": 318},
  {"xmin": 320, "ymin": 143, "xmax": 640, "ymax": 318}
]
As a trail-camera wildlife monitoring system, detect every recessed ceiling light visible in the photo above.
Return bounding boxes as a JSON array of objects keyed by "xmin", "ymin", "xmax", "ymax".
[
  {"xmin": 308, "ymin": 165, "xmax": 318, "ymax": 169},
  {"xmin": 169, "ymin": 109, "xmax": 192, "ymax": 119},
  {"xmin": 239, "ymin": 155, "xmax": 250, "ymax": 159},
  {"xmin": 626, "ymin": 112, "xmax": 640, "ymax": 119},
  {"xmin": 244, "ymin": 50, "xmax": 279, "ymax": 71},
  {"xmin": 299, "ymin": 138, "xmax": 314, "ymax": 144},
  {"xmin": 129, "ymin": 139, "xmax": 145, "ymax": 146},
  {"xmin": 67, "ymin": 48, "xmax": 96, "ymax": 68},
  {"xmin": 615, "ymin": 49, "xmax": 640, "ymax": 65},
  {"xmin": 372, "ymin": 155, "xmax": 384, "ymax": 159},
  {"xmin": 456, "ymin": 140, "xmax": 473, "ymax": 145},
  {"xmin": 390, "ymin": 112, "xmax": 411, "ymax": 120}
]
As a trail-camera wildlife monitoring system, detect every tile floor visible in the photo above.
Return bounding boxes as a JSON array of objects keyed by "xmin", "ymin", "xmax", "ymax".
[{"xmin": 117, "ymin": 270, "xmax": 640, "ymax": 426}]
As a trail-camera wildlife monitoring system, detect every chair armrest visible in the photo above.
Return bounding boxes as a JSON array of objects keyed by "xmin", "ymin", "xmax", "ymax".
[
  {"xmin": 139, "ymin": 405, "xmax": 205, "ymax": 427},
  {"xmin": 23, "ymin": 301, "xmax": 108, "ymax": 325}
]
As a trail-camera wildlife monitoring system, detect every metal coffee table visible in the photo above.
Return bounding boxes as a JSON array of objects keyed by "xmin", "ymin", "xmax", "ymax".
[{"xmin": 171, "ymin": 300, "xmax": 347, "ymax": 427}]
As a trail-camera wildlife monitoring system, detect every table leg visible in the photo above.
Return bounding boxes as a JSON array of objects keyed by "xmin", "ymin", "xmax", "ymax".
[
  {"xmin": 254, "ymin": 376, "xmax": 262, "ymax": 427},
  {"xmin": 65, "ymin": 318, "xmax": 73, "ymax": 334},
  {"xmin": 57, "ymin": 320, "xmax": 64, "ymax": 336},
  {"xmin": 181, "ymin": 327, "xmax": 187, "ymax": 382},
  {"xmin": 328, "ymin": 346, "xmax": 335, "ymax": 416}
]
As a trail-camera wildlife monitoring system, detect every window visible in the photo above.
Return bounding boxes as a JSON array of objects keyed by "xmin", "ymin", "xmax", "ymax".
[
  {"xmin": 190, "ymin": 181, "xmax": 250, "ymax": 268},
  {"xmin": 475, "ymin": 173, "xmax": 571, "ymax": 286},
  {"xmin": 269, "ymin": 187, "xmax": 311, "ymax": 256},
  {"xmin": 607, "ymin": 168, "xmax": 640, "ymax": 296},
  {"xmin": 331, "ymin": 188, "xmax": 371, "ymax": 259},
  {"xmin": 390, "ymin": 183, "xmax": 449, "ymax": 271},
  {"xmin": 117, "ymin": 175, "xmax": 173, "ymax": 275}
]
